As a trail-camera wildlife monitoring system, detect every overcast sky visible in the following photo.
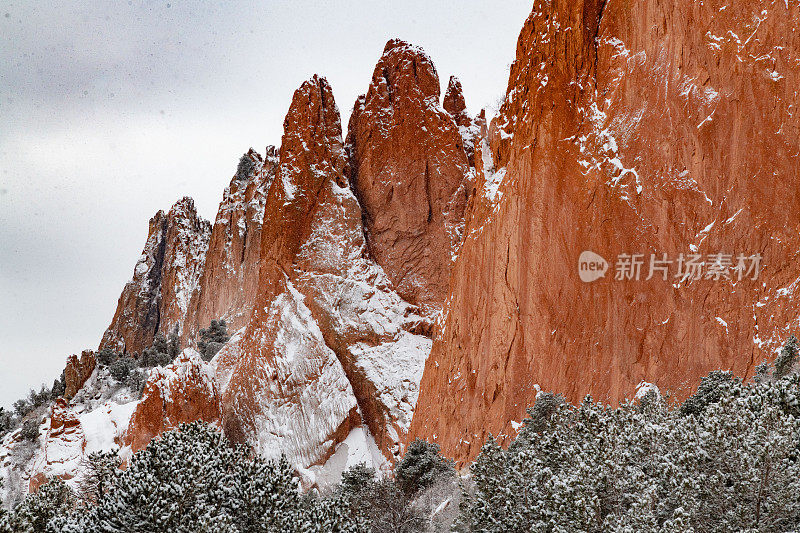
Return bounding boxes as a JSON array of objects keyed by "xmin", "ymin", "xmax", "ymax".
[{"xmin": 0, "ymin": 0, "xmax": 531, "ymax": 408}]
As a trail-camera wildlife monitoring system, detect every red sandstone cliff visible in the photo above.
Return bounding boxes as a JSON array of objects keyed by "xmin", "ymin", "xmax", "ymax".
[
  {"xmin": 182, "ymin": 148, "xmax": 279, "ymax": 342},
  {"xmin": 214, "ymin": 71, "xmax": 437, "ymax": 471},
  {"xmin": 10, "ymin": 2, "xmax": 799, "ymax": 500},
  {"xmin": 409, "ymin": 0, "xmax": 800, "ymax": 463},
  {"xmin": 346, "ymin": 40, "xmax": 471, "ymax": 312},
  {"xmin": 100, "ymin": 197, "xmax": 211, "ymax": 354}
]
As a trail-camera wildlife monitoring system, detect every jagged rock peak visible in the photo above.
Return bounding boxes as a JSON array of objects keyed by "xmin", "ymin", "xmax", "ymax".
[
  {"xmin": 100, "ymin": 196, "xmax": 211, "ymax": 354},
  {"xmin": 370, "ymin": 39, "xmax": 441, "ymax": 102},
  {"xmin": 279, "ymin": 75, "xmax": 348, "ymax": 191},
  {"xmin": 345, "ymin": 39, "xmax": 470, "ymax": 311},
  {"xmin": 443, "ymin": 75, "xmax": 471, "ymax": 127},
  {"xmin": 181, "ymin": 146, "xmax": 280, "ymax": 344}
]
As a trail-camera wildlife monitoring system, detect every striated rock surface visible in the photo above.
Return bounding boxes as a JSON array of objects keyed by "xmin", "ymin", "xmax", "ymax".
[
  {"xmin": 346, "ymin": 40, "xmax": 471, "ymax": 312},
  {"xmin": 215, "ymin": 76, "xmax": 363, "ymax": 468},
  {"xmin": 125, "ymin": 349, "xmax": 220, "ymax": 453},
  {"xmin": 410, "ymin": 0, "xmax": 800, "ymax": 463},
  {"xmin": 216, "ymin": 73, "xmax": 433, "ymax": 477},
  {"xmin": 183, "ymin": 148, "xmax": 279, "ymax": 342},
  {"xmin": 64, "ymin": 350, "xmax": 96, "ymax": 399},
  {"xmin": 100, "ymin": 197, "xmax": 211, "ymax": 354}
]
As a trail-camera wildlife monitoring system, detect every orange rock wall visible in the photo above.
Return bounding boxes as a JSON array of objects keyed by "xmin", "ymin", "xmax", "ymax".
[{"xmin": 410, "ymin": 0, "xmax": 800, "ymax": 463}]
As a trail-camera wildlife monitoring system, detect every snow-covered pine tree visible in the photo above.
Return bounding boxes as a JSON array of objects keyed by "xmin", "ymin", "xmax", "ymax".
[
  {"xmin": 395, "ymin": 438, "xmax": 455, "ymax": 497},
  {"xmin": 53, "ymin": 422, "xmax": 364, "ymax": 533},
  {"xmin": 197, "ymin": 319, "xmax": 230, "ymax": 361}
]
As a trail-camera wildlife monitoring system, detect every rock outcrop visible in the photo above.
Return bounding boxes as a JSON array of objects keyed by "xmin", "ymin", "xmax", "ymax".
[
  {"xmin": 215, "ymin": 74, "xmax": 433, "ymax": 474},
  {"xmin": 346, "ymin": 40, "xmax": 471, "ymax": 312},
  {"xmin": 9, "ymin": 1, "xmax": 798, "ymax": 501},
  {"xmin": 100, "ymin": 197, "xmax": 211, "ymax": 354},
  {"xmin": 182, "ymin": 148, "xmax": 279, "ymax": 342},
  {"xmin": 125, "ymin": 349, "xmax": 220, "ymax": 453},
  {"xmin": 64, "ymin": 350, "xmax": 96, "ymax": 399},
  {"xmin": 410, "ymin": 0, "xmax": 800, "ymax": 463}
]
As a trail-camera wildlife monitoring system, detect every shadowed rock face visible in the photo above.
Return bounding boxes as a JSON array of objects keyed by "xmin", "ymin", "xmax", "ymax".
[
  {"xmin": 346, "ymin": 39, "xmax": 471, "ymax": 313},
  {"xmin": 409, "ymin": 0, "xmax": 800, "ymax": 463},
  {"xmin": 100, "ymin": 197, "xmax": 211, "ymax": 354}
]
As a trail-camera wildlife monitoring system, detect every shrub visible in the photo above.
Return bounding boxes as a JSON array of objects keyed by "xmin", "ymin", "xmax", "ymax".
[
  {"xmin": 234, "ymin": 153, "xmax": 257, "ymax": 181},
  {"xmin": 109, "ymin": 358, "xmax": 136, "ymax": 383},
  {"xmin": 5, "ymin": 477, "xmax": 74, "ymax": 533},
  {"xmin": 19, "ymin": 419, "xmax": 40, "ymax": 442},
  {"xmin": 774, "ymin": 335, "xmax": 799, "ymax": 378},
  {"xmin": 125, "ymin": 369, "xmax": 147, "ymax": 397},
  {"xmin": 140, "ymin": 332, "xmax": 179, "ymax": 368},
  {"xmin": 338, "ymin": 463, "xmax": 423, "ymax": 533},
  {"xmin": 95, "ymin": 349, "xmax": 119, "ymax": 367},
  {"xmin": 680, "ymin": 370, "xmax": 739, "ymax": 416}
]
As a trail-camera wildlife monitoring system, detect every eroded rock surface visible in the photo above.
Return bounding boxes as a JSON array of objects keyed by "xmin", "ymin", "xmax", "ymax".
[
  {"xmin": 183, "ymin": 148, "xmax": 279, "ymax": 341},
  {"xmin": 346, "ymin": 40, "xmax": 471, "ymax": 311},
  {"xmin": 100, "ymin": 198, "xmax": 211, "ymax": 354},
  {"xmin": 410, "ymin": 0, "xmax": 800, "ymax": 463},
  {"xmin": 125, "ymin": 349, "xmax": 220, "ymax": 453}
]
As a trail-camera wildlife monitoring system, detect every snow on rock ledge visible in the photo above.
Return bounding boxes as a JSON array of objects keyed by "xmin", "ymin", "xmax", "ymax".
[{"xmin": 125, "ymin": 348, "xmax": 221, "ymax": 453}]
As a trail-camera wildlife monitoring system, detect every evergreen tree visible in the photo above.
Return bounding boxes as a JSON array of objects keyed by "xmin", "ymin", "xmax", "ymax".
[
  {"xmin": 5, "ymin": 477, "xmax": 74, "ymax": 533},
  {"xmin": 50, "ymin": 371, "xmax": 66, "ymax": 399},
  {"xmin": 109, "ymin": 357, "xmax": 135, "ymax": 383},
  {"xmin": 198, "ymin": 319, "xmax": 230, "ymax": 361},
  {"xmin": 94, "ymin": 348, "xmax": 119, "ymax": 367},
  {"xmin": 774, "ymin": 335, "xmax": 799, "ymax": 378},
  {"xmin": 0, "ymin": 408, "xmax": 11, "ymax": 438},
  {"xmin": 395, "ymin": 438, "xmax": 455, "ymax": 497},
  {"xmin": 141, "ymin": 333, "xmax": 172, "ymax": 367},
  {"xmin": 19, "ymin": 419, "xmax": 39, "ymax": 442},
  {"xmin": 167, "ymin": 331, "xmax": 181, "ymax": 360},
  {"xmin": 77, "ymin": 450, "xmax": 121, "ymax": 505},
  {"xmin": 234, "ymin": 153, "xmax": 257, "ymax": 181},
  {"xmin": 679, "ymin": 370, "xmax": 739, "ymax": 416},
  {"xmin": 54, "ymin": 422, "xmax": 364, "ymax": 533},
  {"xmin": 458, "ymin": 376, "xmax": 800, "ymax": 532}
]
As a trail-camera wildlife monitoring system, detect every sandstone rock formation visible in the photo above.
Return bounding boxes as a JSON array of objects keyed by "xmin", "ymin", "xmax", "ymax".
[
  {"xmin": 410, "ymin": 0, "xmax": 800, "ymax": 463},
  {"xmin": 125, "ymin": 349, "xmax": 220, "ymax": 453},
  {"xmin": 100, "ymin": 197, "xmax": 211, "ymax": 354},
  {"xmin": 182, "ymin": 148, "xmax": 279, "ymax": 342},
  {"xmin": 64, "ymin": 350, "xmax": 96, "ymax": 399},
  {"xmin": 9, "ymin": 1, "xmax": 798, "ymax": 501},
  {"xmin": 215, "ymin": 74, "xmax": 433, "ymax": 474},
  {"xmin": 346, "ymin": 40, "xmax": 471, "ymax": 312}
]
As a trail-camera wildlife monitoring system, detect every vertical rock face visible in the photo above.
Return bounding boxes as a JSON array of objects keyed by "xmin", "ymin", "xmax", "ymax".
[
  {"xmin": 64, "ymin": 350, "xmax": 96, "ymax": 399},
  {"xmin": 346, "ymin": 40, "xmax": 471, "ymax": 312},
  {"xmin": 215, "ymin": 76, "xmax": 362, "ymax": 468},
  {"xmin": 410, "ymin": 0, "xmax": 800, "ymax": 463},
  {"xmin": 442, "ymin": 75, "xmax": 470, "ymax": 128},
  {"xmin": 100, "ymin": 197, "xmax": 211, "ymax": 354},
  {"xmin": 183, "ymin": 148, "xmax": 279, "ymax": 341}
]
